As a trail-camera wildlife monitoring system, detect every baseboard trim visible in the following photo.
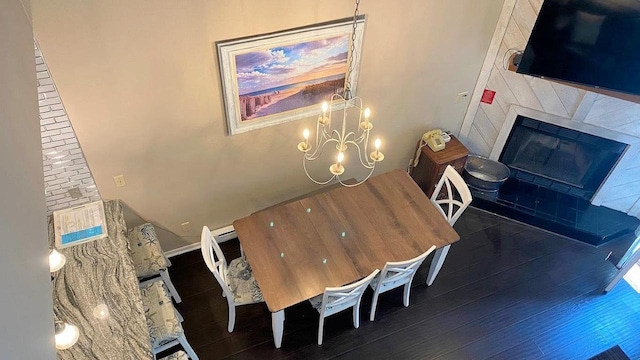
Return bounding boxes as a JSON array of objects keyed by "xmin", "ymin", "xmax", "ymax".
[
  {"xmin": 165, "ymin": 225, "xmax": 237, "ymax": 258},
  {"xmin": 165, "ymin": 242, "xmax": 201, "ymax": 258}
]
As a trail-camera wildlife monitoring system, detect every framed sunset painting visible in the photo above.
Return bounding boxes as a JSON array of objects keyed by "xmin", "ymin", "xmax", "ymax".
[{"xmin": 217, "ymin": 16, "xmax": 366, "ymax": 135}]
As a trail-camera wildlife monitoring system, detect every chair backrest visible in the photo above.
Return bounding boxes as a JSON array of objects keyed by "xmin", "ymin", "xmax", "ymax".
[
  {"xmin": 200, "ymin": 226, "xmax": 234, "ymax": 298},
  {"xmin": 374, "ymin": 245, "xmax": 436, "ymax": 293},
  {"xmin": 431, "ymin": 165, "xmax": 472, "ymax": 226},
  {"xmin": 320, "ymin": 269, "xmax": 380, "ymax": 318}
]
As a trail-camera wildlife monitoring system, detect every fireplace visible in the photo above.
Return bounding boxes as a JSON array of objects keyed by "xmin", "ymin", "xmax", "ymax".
[
  {"xmin": 499, "ymin": 116, "xmax": 627, "ymax": 200},
  {"xmin": 469, "ymin": 115, "xmax": 639, "ymax": 246}
]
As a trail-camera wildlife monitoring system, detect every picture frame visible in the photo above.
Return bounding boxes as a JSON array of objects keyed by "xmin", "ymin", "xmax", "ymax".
[
  {"xmin": 53, "ymin": 200, "xmax": 107, "ymax": 248},
  {"xmin": 216, "ymin": 16, "xmax": 366, "ymax": 135}
]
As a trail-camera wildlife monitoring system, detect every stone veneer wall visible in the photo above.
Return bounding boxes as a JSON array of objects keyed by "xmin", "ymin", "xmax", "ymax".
[{"xmin": 36, "ymin": 43, "xmax": 101, "ymax": 213}]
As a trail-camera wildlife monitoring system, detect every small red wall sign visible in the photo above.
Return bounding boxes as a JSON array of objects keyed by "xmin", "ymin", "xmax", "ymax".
[{"xmin": 481, "ymin": 89, "xmax": 496, "ymax": 104}]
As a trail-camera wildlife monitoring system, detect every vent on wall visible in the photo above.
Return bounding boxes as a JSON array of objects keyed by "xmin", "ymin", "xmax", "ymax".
[{"xmin": 211, "ymin": 225, "xmax": 237, "ymax": 243}]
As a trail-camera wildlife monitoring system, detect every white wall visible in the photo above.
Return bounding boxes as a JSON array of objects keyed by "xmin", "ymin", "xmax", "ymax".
[
  {"xmin": 31, "ymin": 0, "xmax": 505, "ymax": 250},
  {"xmin": 0, "ymin": 0, "xmax": 56, "ymax": 358}
]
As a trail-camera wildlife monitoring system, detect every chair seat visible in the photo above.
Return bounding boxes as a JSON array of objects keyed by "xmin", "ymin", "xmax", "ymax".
[
  {"xmin": 140, "ymin": 282, "xmax": 184, "ymax": 348},
  {"xmin": 158, "ymin": 350, "xmax": 189, "ymax": 360},
  {"xmin": 308, "ymin": 294, "xmax": 323, "ymax": 313},
  {"xmin": 128, "ymin": 223, "xmax": 168, "ymax": 278},
  {"xmin": 227, "ymin": 257, "xmax": 264, "ymax": 304},
  {"xmin": 369, "ymin": 275, "xmax": 403, "ymax": 291},
  {"xmin": 308, "ymin": 294, "xmax": 343, "ymax": 314}
]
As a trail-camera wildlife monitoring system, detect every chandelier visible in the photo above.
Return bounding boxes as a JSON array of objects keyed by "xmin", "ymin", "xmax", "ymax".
[{"xmin": 297, "ymin": 0, "xmax": 384, "ymax": 187}]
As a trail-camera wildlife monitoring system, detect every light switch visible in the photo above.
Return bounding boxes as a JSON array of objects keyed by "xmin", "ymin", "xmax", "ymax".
[{"xmin": 456, "ymin": 91, "xmax": 469, "ymax": 103}]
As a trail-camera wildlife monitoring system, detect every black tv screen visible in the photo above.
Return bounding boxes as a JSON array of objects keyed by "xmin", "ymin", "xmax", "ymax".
[{"xmin": 517, "ymin": 0, "xmax": 640, "ymax": 96}]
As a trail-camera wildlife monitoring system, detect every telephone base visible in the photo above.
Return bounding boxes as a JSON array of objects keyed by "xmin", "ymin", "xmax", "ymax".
[{"xmin": 427, "ymin": 142, "xmax": 445, "ymax": 152}]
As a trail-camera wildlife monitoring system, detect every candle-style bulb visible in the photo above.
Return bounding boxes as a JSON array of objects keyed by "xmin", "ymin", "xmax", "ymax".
[
  {"xmin": 298, "ymin": 128, "xmax": 312, "ymax": 152},
  {"xmin": 360, "ymin": 107, "xmax": 373, "ymax": 131},
  {"xmin": 370, "ymin": 138, "xmax": 384, "ymax": 162},
  {"xmin": 330, "ymin": 151, "xmax": 346, "ymax": 175},
  {"xmin": 321, "ymin": 102, "xmax": 328, "ymax": 113}
]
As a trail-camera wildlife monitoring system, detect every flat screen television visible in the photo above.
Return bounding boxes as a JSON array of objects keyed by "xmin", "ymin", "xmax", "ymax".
[{"xmin": 517, "ymin": 0, "xmax": 640, "ymax": 96}]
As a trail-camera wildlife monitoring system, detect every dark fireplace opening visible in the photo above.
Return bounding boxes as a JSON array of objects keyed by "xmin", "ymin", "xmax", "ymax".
[
  {"xmin": 499, "ymin": 116, "xmax": 627, "ymax": 200},
  {"xmin": 468, "ymin": 115, "xmax": 638, "ymax": 246}
]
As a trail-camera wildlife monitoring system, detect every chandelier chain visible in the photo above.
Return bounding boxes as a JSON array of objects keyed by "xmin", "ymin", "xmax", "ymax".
[
  {"xmin": 297, "ymin": 0, "xmax": 384, "ymax": 188},
  {"xmin": 345, "ymin": 0, "xmax": 360, "ymax": 93}
]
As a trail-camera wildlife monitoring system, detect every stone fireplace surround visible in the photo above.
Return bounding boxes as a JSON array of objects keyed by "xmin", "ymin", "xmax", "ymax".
[{"xmin": 469, "ymin": 105, "xmax": 640, "ymax": 246}]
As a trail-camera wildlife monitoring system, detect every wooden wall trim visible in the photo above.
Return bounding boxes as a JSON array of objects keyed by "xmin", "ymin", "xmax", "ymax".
[
  {"xmin": 458, "ymin": 0, "xmax": 517, "ymax": 138},
  {"xmin": 571, "ymin": 92, "xmax": 598, "ymax": 122}
]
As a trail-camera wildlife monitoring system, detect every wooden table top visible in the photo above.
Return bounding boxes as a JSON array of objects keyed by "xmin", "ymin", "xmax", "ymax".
[{"xmin": 233, "ymin": 169, "xmax": 460, "ymax": 312}]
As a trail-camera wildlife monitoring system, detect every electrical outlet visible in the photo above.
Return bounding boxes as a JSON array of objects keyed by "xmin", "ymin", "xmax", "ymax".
[
  {"xmin": 456, "ymin": 91, "xmax": 469, "ymax": 103},
  {"xmin": 68, "ymin": 187, "xmax": 82, "ymax": 199},
  {"xmin": 113, "ymin": 175, "xmax": 126, "ymax": 187},
  {"xmin": 181, "ymin": 221, "xmax": 192, "ymax": 233}
]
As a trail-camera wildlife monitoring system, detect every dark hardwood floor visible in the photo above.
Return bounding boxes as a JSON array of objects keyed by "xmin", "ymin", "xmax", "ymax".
[{"xmin": 167, "ymin": 207, "xmax": 640, "ymax": 360}]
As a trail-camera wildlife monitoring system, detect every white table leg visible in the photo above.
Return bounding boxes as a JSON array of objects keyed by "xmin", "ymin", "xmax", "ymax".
[
  {"xmin": 427, "ymin": 245, "xmax": 450, "ymax": 286},
  {"xmin": 272, "ymin": 310, "xmax": 285, "ymax": 348}
]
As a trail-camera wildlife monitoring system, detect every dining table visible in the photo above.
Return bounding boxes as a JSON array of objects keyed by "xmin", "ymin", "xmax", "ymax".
[{"xmin": 233, "ymin": 169, "xmax": 460, "ymax": 348}]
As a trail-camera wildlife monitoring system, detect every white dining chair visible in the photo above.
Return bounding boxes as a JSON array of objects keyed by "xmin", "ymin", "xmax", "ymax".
[
  {"xmin": 140, "ymin": 282, "xmax": 198, "ymax": 360},
  {"xmin": 158, "ymin": 351, "xmax": 188, "ymax": 360},
  {"xmin": 369, "ymin": 245, "xmax": 436, "ymax": 321},
  {"xmin": 427, "ymin": 165, "xmax": 472, "ymax": 286},
  {"xmin": 308, "ymin": 269, "xmax": 380, "ymax": 345},
  {"xmin": 200, "ymin": 226, "xmax": 264, "ymax": 333},
  {"xmin": 128, "ymin": 223, "xmax": 182, "ymax": 303}
]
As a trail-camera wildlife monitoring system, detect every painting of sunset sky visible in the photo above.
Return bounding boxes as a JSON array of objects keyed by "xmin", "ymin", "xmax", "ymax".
[{"xmin": 235, "ymin": 34, "xmax": 349, "ymax": 121}]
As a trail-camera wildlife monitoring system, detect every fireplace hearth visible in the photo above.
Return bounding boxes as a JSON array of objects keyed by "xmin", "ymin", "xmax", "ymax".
[{"xmin": 469, "ymin": 116, "xmax": 639, "ymax": 246}]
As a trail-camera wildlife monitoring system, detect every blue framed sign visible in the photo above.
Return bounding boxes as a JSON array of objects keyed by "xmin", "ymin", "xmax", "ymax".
[{"xmin": 54, "ymin": 200, "xmax": 107, "ymax": 248}]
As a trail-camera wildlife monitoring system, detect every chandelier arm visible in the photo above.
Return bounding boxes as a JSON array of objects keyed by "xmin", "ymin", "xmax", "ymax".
[
  {"xmin": 306, "ymin": 122, "xmax": 336, "ymax": 160},
  {"xmin": 330, "ymin": 93, "xmax": 343, "ymax": 104},
  {"xmin": 341, "ymin": 104, "xmax": 348, "ymax": 146},
  {"xmin": 336, "ymin": 163, "xmax": 376, "ymax": 188},
  {"xmin": 363, "ymin": 125, "xmax": 370, "ymax": 155},
  {"xmin": 321, "ymin": 126, "xmax": 332, "ymax": 140},
  {"xmin": 344, "ymin": 139, "xmax": 375, "ymax": 168},
  {"xmin": 343, "ymin": 131, "xmax": 359, "ymax": 144},
  {"xmin": 306, "ymin": 137, "xmax": 341, "ymax": 161},
  {"xmin": 305, "ymin": 141, "xmax": 323, "ymax": 160},
  {"xmin": 354, "ymin": 124, "xmax": 371, "ymax": 144},
  {"xmin": 303, "ymin": 156, "xmax": 336, "ymax": 185},
  {"xmin": 352, "ymin": 97, "xmax": 363, "ymax": 110},
  {"xmin": 331, "ymin": 128, "xmax": 344, "ymax": 143},
  {"xmin": 314, "ymin": 119, "xmax": 322, "ymax": 148}
]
